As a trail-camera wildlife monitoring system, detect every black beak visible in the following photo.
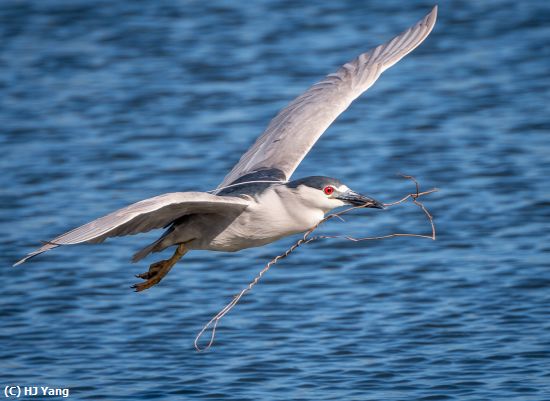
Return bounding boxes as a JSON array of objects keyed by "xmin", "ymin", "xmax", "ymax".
[{"xmin": 336, "ymin": 190, "xmax": 384, "ymax": 209}]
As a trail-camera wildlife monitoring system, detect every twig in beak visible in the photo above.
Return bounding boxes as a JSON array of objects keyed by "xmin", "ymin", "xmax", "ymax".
[{"xmin": 195, "ymin": 175, "xmax": 437, "ymax": 351}]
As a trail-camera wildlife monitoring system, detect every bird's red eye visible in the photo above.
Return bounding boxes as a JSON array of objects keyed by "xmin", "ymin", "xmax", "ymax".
[{"xmin": 324, "ymin": 186, "xmax": 334, "ymax": 195}]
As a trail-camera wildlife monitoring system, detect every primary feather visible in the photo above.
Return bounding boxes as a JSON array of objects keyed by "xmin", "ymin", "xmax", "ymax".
[
  {"xmin": 14, "ymin": 193, "xmax": 249, "ymax": 266},
  {"xmin": 218, "ymin": 6, "xmax": 437, "ymax": 189}
]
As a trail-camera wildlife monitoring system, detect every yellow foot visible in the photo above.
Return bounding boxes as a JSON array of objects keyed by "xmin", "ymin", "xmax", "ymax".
[
  {"xmin": 132, "ymin": 244, "xmax": 187, "ymax": 292},
  {"xmin": 132, "ymin": 259, "xmax": 172, "ymax": 292},
  {"xmin": 135, "ymin": 260, "xmax": 164, "ymax": 280}
]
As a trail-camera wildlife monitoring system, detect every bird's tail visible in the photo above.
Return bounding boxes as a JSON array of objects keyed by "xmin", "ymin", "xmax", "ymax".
[
  {"xmin": 131, "ymin": 226, "xmax": 174, "ymax": 263},
  {"xmin": 131, "ymin": 242, "xmax": 159, "ymax": 263},
  {"xmin": 132, "ymin": 220, "xmax": 174, "ymax": 263}
]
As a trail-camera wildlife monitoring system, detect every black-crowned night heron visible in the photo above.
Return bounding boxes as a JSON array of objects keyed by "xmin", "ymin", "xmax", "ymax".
[{"xmin": 15, "ymin": 7, "xmax": 437, "ymax": 291}]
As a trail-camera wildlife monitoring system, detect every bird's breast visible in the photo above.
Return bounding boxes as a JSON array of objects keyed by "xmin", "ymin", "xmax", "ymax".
[{"xmin": 204, "ymin": 188, "xmax": 324, "ymax": 251}]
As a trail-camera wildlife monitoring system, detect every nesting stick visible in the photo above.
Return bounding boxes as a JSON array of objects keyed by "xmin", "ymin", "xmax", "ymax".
[{"xmin": 195, "ymin": 175, "xmax": 437, "ymax": 351}]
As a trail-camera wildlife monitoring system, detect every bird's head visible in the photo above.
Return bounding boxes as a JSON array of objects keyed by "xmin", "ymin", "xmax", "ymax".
[{"xmin": 286, "ymin": 176, "xmax": 384, "ymax": 213}]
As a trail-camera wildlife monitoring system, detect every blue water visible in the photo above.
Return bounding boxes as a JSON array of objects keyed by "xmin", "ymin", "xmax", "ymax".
[{"xmin": 1, "ymin": 1, "xmax": 549, "ymax": 399}]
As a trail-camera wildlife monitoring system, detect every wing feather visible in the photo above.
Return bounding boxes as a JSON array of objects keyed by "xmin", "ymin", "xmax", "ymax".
[
  {"xmin": 14, "ymin": 192, "xmax": 249, "ymax": 266},
  {"xmin": 217, "ymin": 6, "xmax": 437, "ymax": 189}
]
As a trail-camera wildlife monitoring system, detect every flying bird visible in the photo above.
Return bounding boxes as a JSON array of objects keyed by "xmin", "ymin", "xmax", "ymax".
[{"xmin": 15, "ymin": 7, "xmax": 437, "ymax": 291}]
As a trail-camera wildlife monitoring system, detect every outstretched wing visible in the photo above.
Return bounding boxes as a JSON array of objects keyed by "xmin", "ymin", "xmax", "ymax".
[
  {"xmin": 14, "ymin": 192, "xmax": 250, "ymax": 266},
  {"xmin": 217, "ymin": 6, "xmax": 437, "ymax": 189}
]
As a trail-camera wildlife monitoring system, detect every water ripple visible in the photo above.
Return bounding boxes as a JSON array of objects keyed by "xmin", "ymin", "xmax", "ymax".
[{"xmin": 1, "ymin": 0, "xmax": 549, "ymax": 400}]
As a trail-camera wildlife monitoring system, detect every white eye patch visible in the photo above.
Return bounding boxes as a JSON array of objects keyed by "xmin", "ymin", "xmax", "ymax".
[{"xmin": 336, "ymin": 184, "xmax": 350, "ymax": 193}]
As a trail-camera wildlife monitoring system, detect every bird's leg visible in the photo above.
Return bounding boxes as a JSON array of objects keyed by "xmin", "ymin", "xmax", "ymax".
[{"xmin": 132, "ymin": 244, "xmax": 187, "ymax": 292}]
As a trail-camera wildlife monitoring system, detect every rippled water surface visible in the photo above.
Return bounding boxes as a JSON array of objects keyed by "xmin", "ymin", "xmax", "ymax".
[{"xmin": 1, "ymin": 1, "xmax": 549, "ymax": 400}]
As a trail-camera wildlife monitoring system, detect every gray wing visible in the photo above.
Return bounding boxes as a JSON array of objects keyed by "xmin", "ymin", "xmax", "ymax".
[
  {"xmin": 217, "ymin": 6, "xmax": 437, "ymax": 189},
  {"xmin": 14, "ymin": 192, "xmax": 250, "ymax": 266}
]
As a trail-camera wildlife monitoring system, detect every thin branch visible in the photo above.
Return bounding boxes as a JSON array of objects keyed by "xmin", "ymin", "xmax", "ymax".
[{"xmin": 194, "ymin": 175, "xmax": 437, "ymax": 351}]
